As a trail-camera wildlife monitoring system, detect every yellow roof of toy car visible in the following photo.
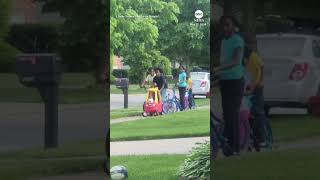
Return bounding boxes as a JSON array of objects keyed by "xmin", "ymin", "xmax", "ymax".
[{"xmin": 148, "ymin": 87, "xmax": 160, "ymax": 92}]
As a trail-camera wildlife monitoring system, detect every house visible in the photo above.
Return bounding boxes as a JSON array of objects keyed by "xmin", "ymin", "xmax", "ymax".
[
  {"xmin": 113, "ymin": 56, "xmax": 130, "ymax": 70},
  {"xmin": 10, "ymin": 0, "xmax": 64, "ymax": 24}
]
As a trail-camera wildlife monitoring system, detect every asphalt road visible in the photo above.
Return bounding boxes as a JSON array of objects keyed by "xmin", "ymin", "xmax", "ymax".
[
  {"xmin": 110, "ymin": 94, "xmax": 145, "ymax": 110},
  {"xmin": 0, "ymin": 102, "xmax": 108, "ymax": 152}
]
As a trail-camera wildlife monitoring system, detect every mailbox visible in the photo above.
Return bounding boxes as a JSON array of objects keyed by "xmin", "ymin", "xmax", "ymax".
[
  {"xmin": 115, "ymin": 78, "xmax": 129, "ymax": 109},
  {"xmin": 16, "ymin": 54, "xmax": 61, "ymax": 87},
  {"xmin": 16, "ymin": 53, "xmax": 61, "ymax": 149},
  {"xmin": 115, "ymin": 78, "xmax": 129, "ymax": 89}
]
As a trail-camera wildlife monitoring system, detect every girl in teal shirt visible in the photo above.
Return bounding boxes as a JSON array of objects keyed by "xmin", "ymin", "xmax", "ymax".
[
  {"xmin": 178, "ymin": 65, "xmax": 187, "ymax": 111},
  {"xmin": 214, "ymin": 16, "xmax": 245, "ymax": 155}
]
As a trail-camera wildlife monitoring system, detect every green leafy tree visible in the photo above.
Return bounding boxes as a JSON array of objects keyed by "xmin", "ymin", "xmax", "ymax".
[
  {"xmin": 0, "ymin": 0, "xmax": 11, "ymax": 40},
  {"xmin": 37, "ymin": 0, "xmax": 108, "ymax": 84},
  {"xmin": 160, "ymin": 0, "xmax": 210, "ymax": 70},
  {"xmin": 111, "ymin": 0, "xmax": 179, "ymax": 82}
]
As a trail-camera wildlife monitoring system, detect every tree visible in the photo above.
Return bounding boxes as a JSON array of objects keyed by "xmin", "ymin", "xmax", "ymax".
[
  {"xmin": 0, "ymin": 0, "xmax": 11, "ymax": 40},
  {"xmin": 37, "ymin": 0, "xmax": 108, "ymax": 84},
  {"xmin": 161, "ymin": 0, "xmax": 210, "ymax": 70},
  {"xmin": 111, "ymin": 0, "xmax": 179, "ymax": 82}
]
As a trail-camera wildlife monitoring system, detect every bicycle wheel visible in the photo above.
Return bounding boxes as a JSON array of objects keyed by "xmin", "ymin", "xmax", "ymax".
[
  {"xmin": 174, "ymin": 98, "xmax": 181, "ymax": 112},
  {"xmin": 239, "ymin": 111, "xmax": 250, "ymax": 152},
  {"xmin": 264, "ymin": 121, "xmax": 273, "ymax": 149},
  {"xmin": 165, "ymin": 101, "xmax": 176, "ymax": 114}
]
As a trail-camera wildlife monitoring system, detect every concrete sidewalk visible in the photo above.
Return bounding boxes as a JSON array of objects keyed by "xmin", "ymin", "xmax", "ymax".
[
  {"xmin": 111, "ymin": 136, "xmax": 210, "ymax": 156},
  {"xmin": 29, "ymin": 172, "xmax": 105, "ymax": 180}
]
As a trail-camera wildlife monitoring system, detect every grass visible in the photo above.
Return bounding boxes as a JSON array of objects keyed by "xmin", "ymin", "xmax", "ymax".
[
  {"xmin": 110, "ymin": 84, "xmax": 145, "ymax": 94},
  {"xmin": 0, "ymin": 139, "xmax": 105, "ymax": 180},
  {"xmin": 270, "ymin": 115, "xmax": 320, "ymax": 142},
  {"xmin": 214, "ymin": 148, "xmax": 320, "ymax": 180},
  {"xmin": 111, "ymin": 106, "xmax": 142, "ymax": 119},
  {"xmin": 0, "ymin": 73, "xmax": 108, "ymax": 103},
  {"xmin": 0, "ymin": 139, "xmax": 104, "ymax": 160},
  {"xmin": 111, "ymin": 155, "xmax": 186, "ymax": 180},
  {"xmin": 0, "ymin": 158, "xmax": 102, "ymax": 180},
  {"xmin": 110, "ymin": 98, "xmax": 210, "ymax": 120},
  {"xmin": 111, "ymin": 108, "xmax": 210, "ymax": 141}
]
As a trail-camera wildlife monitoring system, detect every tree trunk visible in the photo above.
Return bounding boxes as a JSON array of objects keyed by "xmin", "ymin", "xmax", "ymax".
[{"xmin": 240, "ymin": 0, "xmax": 257, "ymax": 51}]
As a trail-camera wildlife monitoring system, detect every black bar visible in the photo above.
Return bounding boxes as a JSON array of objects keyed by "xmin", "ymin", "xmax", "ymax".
[
  {"xmin": 123, "ymin": 88, "xmax": 128, "ymax": 109},
  {"xmin": 44, "ymin": 85, "xmax": 59, "ymax": 149}
]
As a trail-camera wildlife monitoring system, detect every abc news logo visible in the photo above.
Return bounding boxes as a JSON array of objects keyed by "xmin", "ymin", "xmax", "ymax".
[{"xmin": 194, "ymin": 10, "xmax": 204, "ymax": 23}]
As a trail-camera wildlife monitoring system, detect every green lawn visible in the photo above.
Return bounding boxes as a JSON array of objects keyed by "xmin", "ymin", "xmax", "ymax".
[
  {"xmin": 0, "ymin": 73, "xmax": 107, "ymax": 103},
  {"xmin": 111, "ymin": 84, "xmax": 145, "ymax": 94},
  {"xmin": 111, "ymin": 108, "xmax": 210, "ymax": 141},
  {"xmin": 111, "ymin": 155, "xmax": 185, "ymax": 180},
  {"xmin": 111, "ymin": 106, "xmax": 142, "ymax": 119},
  {"xmin": 214, "ymin": 148, "xmax": 320, "ymax": 180},
  {"xmin": 110, "ymin": 98, "xmax": 210, "ymax": 120},
  {"xmin": 0, "ymin": 139, "xmax": 104, "ymax": 180},
  {"xmin": 271, "ymin": 115, "xmax": 320, "ymax": 142}
]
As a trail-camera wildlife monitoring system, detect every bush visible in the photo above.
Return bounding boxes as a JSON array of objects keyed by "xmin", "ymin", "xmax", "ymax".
[
  {"xmin": 172, "ymin": 68, "xmax": 180, "ymax": 79},
  {"xmin": 6, "ymin": 24, "xmax": 60, "ymax": 53},
  {"xmin": 178, "ymin": 142, "xmax": 210, "ymax": 179},
  {"xmin": 0, "ymin": 42, "xmax": 20, "ymax": 72},
  {"xmin": 112, "ymin": 69, "xmax": 128, "ymax": 78},
  {"xmin": 110, "ymin": 74, "xmax": 116, "ymax": 84},
  {"xmin": 128, "ymin": 71, "xmax": 141, "ymax": 84}
]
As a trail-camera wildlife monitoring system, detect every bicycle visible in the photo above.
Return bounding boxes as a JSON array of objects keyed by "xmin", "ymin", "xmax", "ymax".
[
  {"xmin": 188, "ymin": 89, "xmax": 196, "ymax": 109},
  {"xmin": 163, "ymin": 88, "xmax": 177, "ymax": 114},
  {"xmin": 211, "ymin": 73, "xmax": 251, "ymax": 157}
]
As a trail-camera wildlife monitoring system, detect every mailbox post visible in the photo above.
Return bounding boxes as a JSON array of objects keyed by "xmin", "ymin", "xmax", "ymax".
[
  {"xmin": 115, "ymin": 78, "xmax": 129, "ymax": 109},
  {"xmin": 16, "ymin": 54, "xmax": 61, "ymax": 149}
]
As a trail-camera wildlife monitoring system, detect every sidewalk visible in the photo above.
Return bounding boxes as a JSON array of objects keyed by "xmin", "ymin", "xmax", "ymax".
[
  {"xmin": 111, "ymin": 136, "xmax": 210, "ymax": 156},
  {"xmin": 29, "ymin": 172, "xmax": 104, "ymax": 180}
]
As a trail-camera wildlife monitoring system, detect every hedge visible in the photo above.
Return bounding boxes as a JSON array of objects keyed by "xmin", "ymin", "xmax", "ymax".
[
  {"xmin": 0, "ymin": 42, "xmax": 20, "ymax": 72},
  {"xmin": 6, "ymin": 24, "xmax": 60, "ymax": 53}
]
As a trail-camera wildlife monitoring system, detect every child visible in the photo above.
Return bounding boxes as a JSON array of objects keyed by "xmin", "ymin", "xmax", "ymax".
[
  {"xmin": 239, "ymin": 71, "xmax": 253, "ymax": 152},
  {"xmin": 148, "ymin": 92, "xmax": 155, "ymax": 103},
  {"xmin": 187, "ymin": 76, "xmax": 194, "ymax": 109}
]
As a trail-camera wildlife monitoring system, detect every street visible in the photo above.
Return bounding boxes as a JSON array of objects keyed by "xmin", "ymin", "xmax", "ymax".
[
  {"xmin": 110, "ymin": 94, "xmax": 145, "ymax": 110},
  {"xmin": 0, "ymin": 103, "xmax": 107, "ymax": 151}
]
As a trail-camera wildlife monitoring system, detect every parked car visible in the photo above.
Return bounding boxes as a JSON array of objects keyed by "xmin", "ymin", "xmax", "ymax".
[
  {"xmin": 257, "ymin": 33, "xmax": 320, "ymax": 115},
  {"xmin": 190, "ymin": 72, "xmax": 210, "ymax": 98}
]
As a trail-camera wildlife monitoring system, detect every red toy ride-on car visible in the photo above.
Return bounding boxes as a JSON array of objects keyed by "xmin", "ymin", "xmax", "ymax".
[{"xmin": 142, "ymin": 87, "xmax": 163, "ymax": 117}]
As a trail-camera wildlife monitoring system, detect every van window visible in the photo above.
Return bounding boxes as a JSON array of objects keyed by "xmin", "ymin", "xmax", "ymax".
[
  {"xmin": 257, "ymin": 37, "xmax": 306, "ymax": 57},
  {"xmin": 190, "ymin": 73, "xmax": 206, "ymax": 80},
  {"xmin": 312, "ymin": 40, "xmax": 320, "ymax": 58}
]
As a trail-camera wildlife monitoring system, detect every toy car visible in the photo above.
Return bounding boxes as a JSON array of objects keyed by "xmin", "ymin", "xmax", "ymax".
[{"xmin": 143, "ymin": 87, "xmax": 163, "ymax": 117}]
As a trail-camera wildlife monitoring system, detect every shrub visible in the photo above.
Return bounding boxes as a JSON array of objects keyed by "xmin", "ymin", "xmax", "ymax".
[
  {"xmin": 6, "ymin": 24, "xmax": 60, "ymax": 53},
  {"xmin": 178, "ymin": 142, "xmax": 210, "ymax": 179},
  {"xmin": 112, "ymin": 69, "xmax": 129, "ymax": 78},
  {"xmin": 172, "ymin": 68, "xmax": 180, "ymax": 79},
  {"xmin": 0, "ymin": 42, "xmax": 20, "ymax": 72}
]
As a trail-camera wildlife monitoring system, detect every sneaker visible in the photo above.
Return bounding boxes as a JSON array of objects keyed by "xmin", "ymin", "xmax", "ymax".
[{"xmin": 258, "ymin": 141, "xmax": 267, "ymax": 148}]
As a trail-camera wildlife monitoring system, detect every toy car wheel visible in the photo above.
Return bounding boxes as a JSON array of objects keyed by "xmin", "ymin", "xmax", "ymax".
[{"xmin": 142, "ymin": 112, "xmax": 147, "ymax": 117}]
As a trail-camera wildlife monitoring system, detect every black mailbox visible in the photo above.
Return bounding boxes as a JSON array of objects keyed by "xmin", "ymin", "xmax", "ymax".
[
  {"xmin": 16, "ymin": 53, "xmax": 61, "ymax": 149},
  {"xmin": 115, "ymin": 78, "xmax": 129, "ymax": 109},
  {"xmin": 115, "ymin": 78, "xmax": 129, "ymax": 89},
  {"xmin": 16, "ymin": 54, "xmax": 61, "ymax": 87}
]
